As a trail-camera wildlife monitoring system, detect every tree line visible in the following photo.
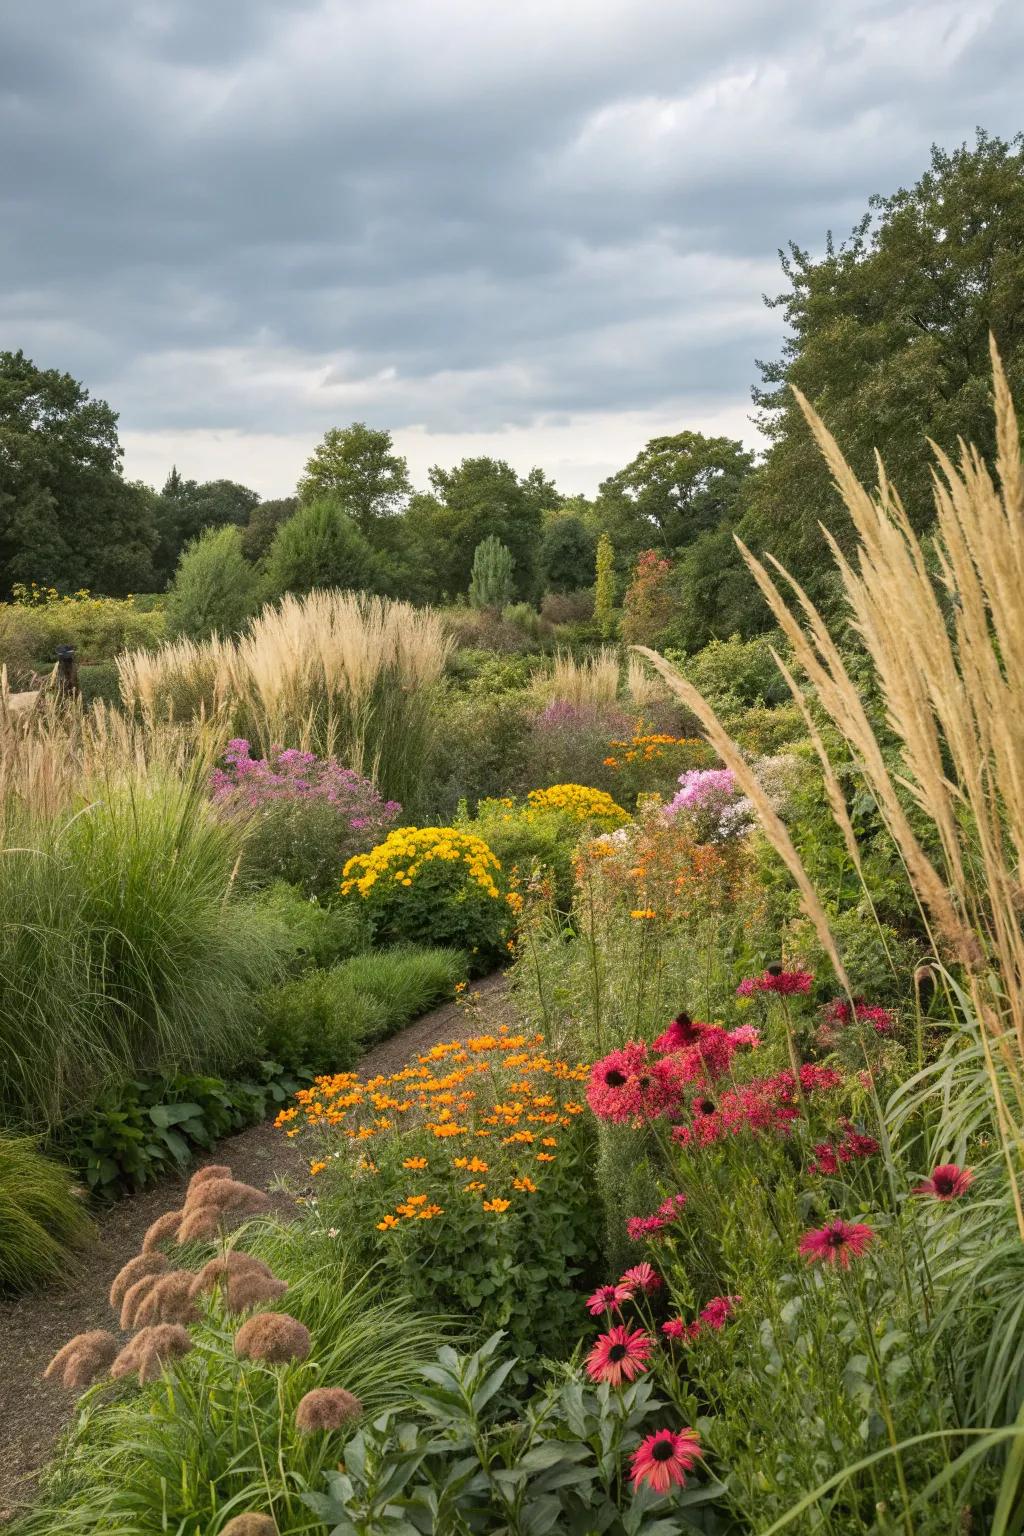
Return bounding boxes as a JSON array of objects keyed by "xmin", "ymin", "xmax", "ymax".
[{"xmin": 2, "ymin": 130, "xmax": 1022, "ymax": 648}]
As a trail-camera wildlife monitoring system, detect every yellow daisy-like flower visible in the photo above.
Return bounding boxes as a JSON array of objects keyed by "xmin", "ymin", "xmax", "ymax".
[
  {"xmin": 402, "ymin": 1156, "xmax": 428, "ymax": 1169},
  {"xmin": 482, "ymin": 1198, "xmax": 511, "ymax": 1213}
]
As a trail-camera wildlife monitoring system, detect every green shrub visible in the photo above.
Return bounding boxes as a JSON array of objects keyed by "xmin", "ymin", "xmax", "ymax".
[
  {"xmin": 263, "ymin": 497, "xmax": 380, "ymax": 598},
  {"xmin": 259, "ymin": 969, "xmax": 383, "ymax": 1074},
  {"xmin": 58, "ymin": 1064, "xmax": 305, "ymax": 1199},
  {"xmin": 235, "ymin": 796, "xmax": 389, "ymax": 901},
  {"xmin": 674, "ymin": 632, "xmax": 790, "ymax": 710},
  {"xmin": 77, "ymin": 661, "xmax": 122, "ymax": 707},
  {"xmin": 0, "ymin": 776, "xmax": 284, "ymax": 1133},
  {"xmin": 423, "ymin": 686, "xmax": 531, "ymax": 819},
  {"xmin": 253, "ymin": 881, "xmax": 370, "ymax": 972},
  {"xmin": 259, "ymin": 945, "xmax": 467, "ymax": 1071},
  {"xmin": 341, "ymin": 827, "xmax": 511, "ymax": 971},
  {"xmin": 0, "ymin": 1136, "xmax": 93, "ymax": 1292},
  {"xmin": 334, "ymin": 944, "xmax": 467, "ymax": 1042},
  {"xmin": 461, "ymin": 796, "xmax": 582, "ymax": 913},
  {"xmin": 16, "ymin": 1241, "xmax": 445, "ymax": 1536},
  {"xmin": 165, "ymin": 525, "xmax": 261, "ymax": 640}
]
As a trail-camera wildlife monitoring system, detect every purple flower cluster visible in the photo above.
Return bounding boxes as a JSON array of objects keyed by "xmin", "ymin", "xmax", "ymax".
[
  {"xmin": 664, "ymin": 768, "xmax": 752, "ymax": 842},
  {"xmin": 210, "ymin": 739, "xmax": 401, "ymax": 833}
]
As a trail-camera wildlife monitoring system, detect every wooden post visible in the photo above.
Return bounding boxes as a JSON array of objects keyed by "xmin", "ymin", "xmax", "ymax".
[{"xmin": 55, "ymin": 644, "xmax": 79, "ymax": 701}]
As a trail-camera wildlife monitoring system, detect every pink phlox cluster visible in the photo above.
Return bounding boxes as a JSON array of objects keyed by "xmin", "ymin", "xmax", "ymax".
[{"xmin": 210, "ymin": 739, "xmax": 401, "ymax": 831}]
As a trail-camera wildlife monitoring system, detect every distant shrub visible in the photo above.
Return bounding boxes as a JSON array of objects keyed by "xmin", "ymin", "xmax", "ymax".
[
  {"xmin": 540, "ymin": 588, "xmax": 594, "ymax": 625},
  {"xmin": 463, "ymin": 796, "xmax": 586, "ymax": 914},
  {"xmin": 424, "ymin": 687, "xmax": 531, "ymax": 819},
  {"xmin": 523, "ymin": 699, "xmax": 634, "ymax": 796},
  {"xmin": 342, "ymin": 827, "xmax": 510, "ymax": 970},
  {"xmin": 165, "ymin": 525, "xmax": 261, "ymax": 640},
  {"xmin": 620, "ymin": 549, "xmax": 674, "ymax": 647},
  {"xmin": 0, "ymin": 1136, "xmax": 93, "ymax": 1292},
  {"xmin": 260, "ymin": 946, "xmax": 467, "ymax": 1071},
  {"xmin": 263, "ymin": 497, "xmax": 379, "ymax": 598},
  {"xmin": 677, "ymin": 633, "xmax": 790, "ymax": 710},
  {"xmin": 78, "ymin": 661, "xmax": 122, "ymax": 707},
  {"xmin": 211, "ymin": 740, "xmax": 402, "ymax": 899},
  {"xmin": 469, "ymin": 535, "xmax": 515, "ymax": 609},
  {"xmin": 441, "ymin": 607, "xmax": 541, "ymax": 653}
]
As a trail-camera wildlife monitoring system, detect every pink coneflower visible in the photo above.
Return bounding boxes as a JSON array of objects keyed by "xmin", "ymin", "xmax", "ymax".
[
  {"xmin": 914, "ymin": 1164, "xmax": 974, "ymax": 1201},
  {"xmin": 652, "ymin": 1013, "xmax": 703, "ymax": 1052},
  {"xmin": 737, "ymin": 968, "xmax": 813, "ymax": 997},
  {"xmin": 625, "ymin": 1213, "xmax": 668, "ymax": 1241},
  {"xmin": 798, "ymin": 1218, "xmax": 875, "ymax": 1268},
  {"xmin": 586, "ymin": 1283, "xmax": 632, "ymax": 1316},
  {"xmin": 620, "ymin": 1261, "xmax": 662, "ymax": 1294},
  {"xmin": 586, "ymin": 1044, "xmax": 671, "ymax": 1124},
  {"xmin": 629, "ymin": 1427, "xmax": 701, "ymax": 1493},
  {"xmin": 585, "ymin": 1325, "xmax": 654, "ymax": 1386}
]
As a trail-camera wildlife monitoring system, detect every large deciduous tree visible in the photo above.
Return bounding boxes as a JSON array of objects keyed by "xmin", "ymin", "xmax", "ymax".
[
  {"xmin": 404, "ymin": 457, "xmax": 550, "ymax": 601},
  {"xmin": 297, "ymin": 423, "xmax": 412, "ymax": 535},
  {"xmin": 736, "ymin": 129, "xmax": 1024, "ymax": 615},
  {"xmin": 596, "ymin": 431, "xmax": 754, "ymax": 561},
  {"xmin": 0, "ymin": 350, "xmax": 157, "ymax": 595}
]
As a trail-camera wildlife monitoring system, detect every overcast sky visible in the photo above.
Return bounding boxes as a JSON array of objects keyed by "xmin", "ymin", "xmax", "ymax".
[{"xmin": 2, "ymin": 1, "xmax": 1021, "ymax": 499}]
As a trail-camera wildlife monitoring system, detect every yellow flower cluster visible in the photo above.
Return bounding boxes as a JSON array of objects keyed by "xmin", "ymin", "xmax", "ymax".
[
  {"xmin": 341, "ymin": 826, "xmax": 503, "ymax": 900},
  {"xmin": 526, "ymin": 784, "xmax": 629, "ymax": 826}
]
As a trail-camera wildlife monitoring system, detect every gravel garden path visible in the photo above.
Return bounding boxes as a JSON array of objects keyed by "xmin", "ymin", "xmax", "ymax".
[{"xmin": 0, "ymin": 973, "xmax": 513, "ymax": 1520}]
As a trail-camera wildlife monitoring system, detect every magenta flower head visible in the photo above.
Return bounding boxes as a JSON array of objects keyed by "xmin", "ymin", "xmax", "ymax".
[
  {"xmin": 914, "ymin": 1163, "xmax": 974, "ymax": 1200},
  {"xmin": 630, "ymin": 1427, "xmax": 701, "ymax": 1493},
  {"xmin": 585, "ymin": 1324, "xmax": 654, "ymax": 1386},
  {"xmin": 585, "ymin": 1282, "xmax": 633, "ymax": 1317},
  {"xmin": 737, "ymin": 968, "xmax": 814, "ymax": 997},
  {"xmin": 798, "ymin": 1218, "xmax": 874, "ymax": 1269},
  {"xmin": 585, "ymin": 1043, "xmax": 672, "ymax": 1124}
]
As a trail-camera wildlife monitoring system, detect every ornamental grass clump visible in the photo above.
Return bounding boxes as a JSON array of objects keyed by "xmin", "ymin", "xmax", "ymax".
[{"xmin": 341, "ymin": 825, "xmax": 510, "ymax": 965}]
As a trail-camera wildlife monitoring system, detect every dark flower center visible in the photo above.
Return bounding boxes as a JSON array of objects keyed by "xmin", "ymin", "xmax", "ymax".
[
  {"xmin": 696, "ymin": 1099, "xmax": 716, "ymax": 1115},
  {"xmin": 604, "ymin": 1069, "xmax": 627, "ymax": 1088},
  {"xmin": 608, "ymin": 1343, "xmax": 627, "ymax": 1361},
  {"xmin": 934, "ymin": 1172, "xmax": 955, "ymax": 1194},
  {"xmin": 826, "ymin": 1229, "xmax": 847, "ymax": 1248},
  {"xmin": 674, "ymin": 1012, "xmax": 692, "ymax": 1028},
  {"xmin": 767, "ymin": 962, "xmax": 783, "ymax": 976},
  {"xmin": 638, "ymin": 1076, "xmax": 650, "ymax": 1089},
  {"xmin": 651, "ymin": 1440, "xmax": 675, "ymax": 1461}
]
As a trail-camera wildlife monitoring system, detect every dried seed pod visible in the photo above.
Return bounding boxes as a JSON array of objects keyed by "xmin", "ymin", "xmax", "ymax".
[
  {"xmin": 109, "ymin": 1252, "xmax": 168, "ymax": 1311},
  {"xmin": 132, "ymin": 1270, "xmax": 200, "ymax": 1328},
  {"xmin": 295, "ymin": 1386, "xmax": 362, "ymax": 1432},
  {"xmin": 44, "ymin": 1330, "xmax": 119, "ymax": 1390},
  {"xmin": 234, "ymin": 1312, "xmax": 310, "ymax": 1365},
  {"xmin": 221, "ymin": 1516, "xmax": 278, "ymax": 1535},
  {"xmin": 141, "ymin": 1209, "xmax": 184, "ymax": 1254},
  {"xmin": 111, "ymin": 1324, "xmax": 193, "ymax": 1384}
]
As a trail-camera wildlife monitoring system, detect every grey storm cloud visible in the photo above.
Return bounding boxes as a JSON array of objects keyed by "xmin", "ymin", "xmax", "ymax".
[{"xmin": 2, "ymin": 0, "xmax": 1023, "ymax": 484}]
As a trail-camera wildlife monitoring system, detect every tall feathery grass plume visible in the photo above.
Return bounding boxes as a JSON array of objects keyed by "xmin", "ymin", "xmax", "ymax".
[
  {"xmin": 532, "ymin": 646, "xmax": 621, "ymax": 710},
  {"xmin": 635, "ymin": 339, "xmax": 1024, "ymax": 1235}
]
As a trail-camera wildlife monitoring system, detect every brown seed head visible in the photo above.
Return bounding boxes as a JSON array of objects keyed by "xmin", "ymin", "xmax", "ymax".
[
  {"xmin": 226, "ymin": 1270, "xmax": 289, "ymax": 1313},
  {"xmin": 187, "ymin": 1163, "xmax": 233, "ymax": 1194},
  {"xmin": 141, "ymin": 1209, "xmax": 184, "ymax": 1254},
  {"xmin": 132, "ymin": 1271, "xmax": 200, "ymax": 1328},
  {"xmin": 120, "ymin": 1271, "xmax": 164, "ymax": 1330},
  {"xmin": 184, "ymin": 1178, "xmax": 271, "ymax": 1216},
  {"xmin": 111, "ymin": 1324, "xmax": 193, "ymax": 1384},
  {"xmin": 109, "ymin": 1252, "xmax": 168, "ymax": 1311},
  {"xmin": 175, "ymin": 1205, "xmax": 225, "ymax": 1243},
  {"xmin": 44, "ymin": 1330, "xmax": 119, "ymax": 1390},
  {"xmin": 188, "ymin": 1250, "xmax": 277, "ymax": 1299},
  {"xmin": 295, "ymin": 1386, "xmax": 362, "ymax": 1433},
  {"xmin": 234, "ymin": 1312, "xmax": 311, "ymax": 1365},
  {"xmin": 220, "ymin": 1516, "xmax": 278, "ymax": 1536}
]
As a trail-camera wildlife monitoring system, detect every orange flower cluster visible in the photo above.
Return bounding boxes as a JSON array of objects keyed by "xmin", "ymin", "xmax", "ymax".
[
  {"xmin": 574, "ymin": 807, "xmax": 753, "ymax": 925},
  {"xmin": 603, "ymin": 732, "xmax": 706, "ymax": 769},
  {"xmin": 276, "ymin": 1027, "xmax": 590, "ymax": 1233}
]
